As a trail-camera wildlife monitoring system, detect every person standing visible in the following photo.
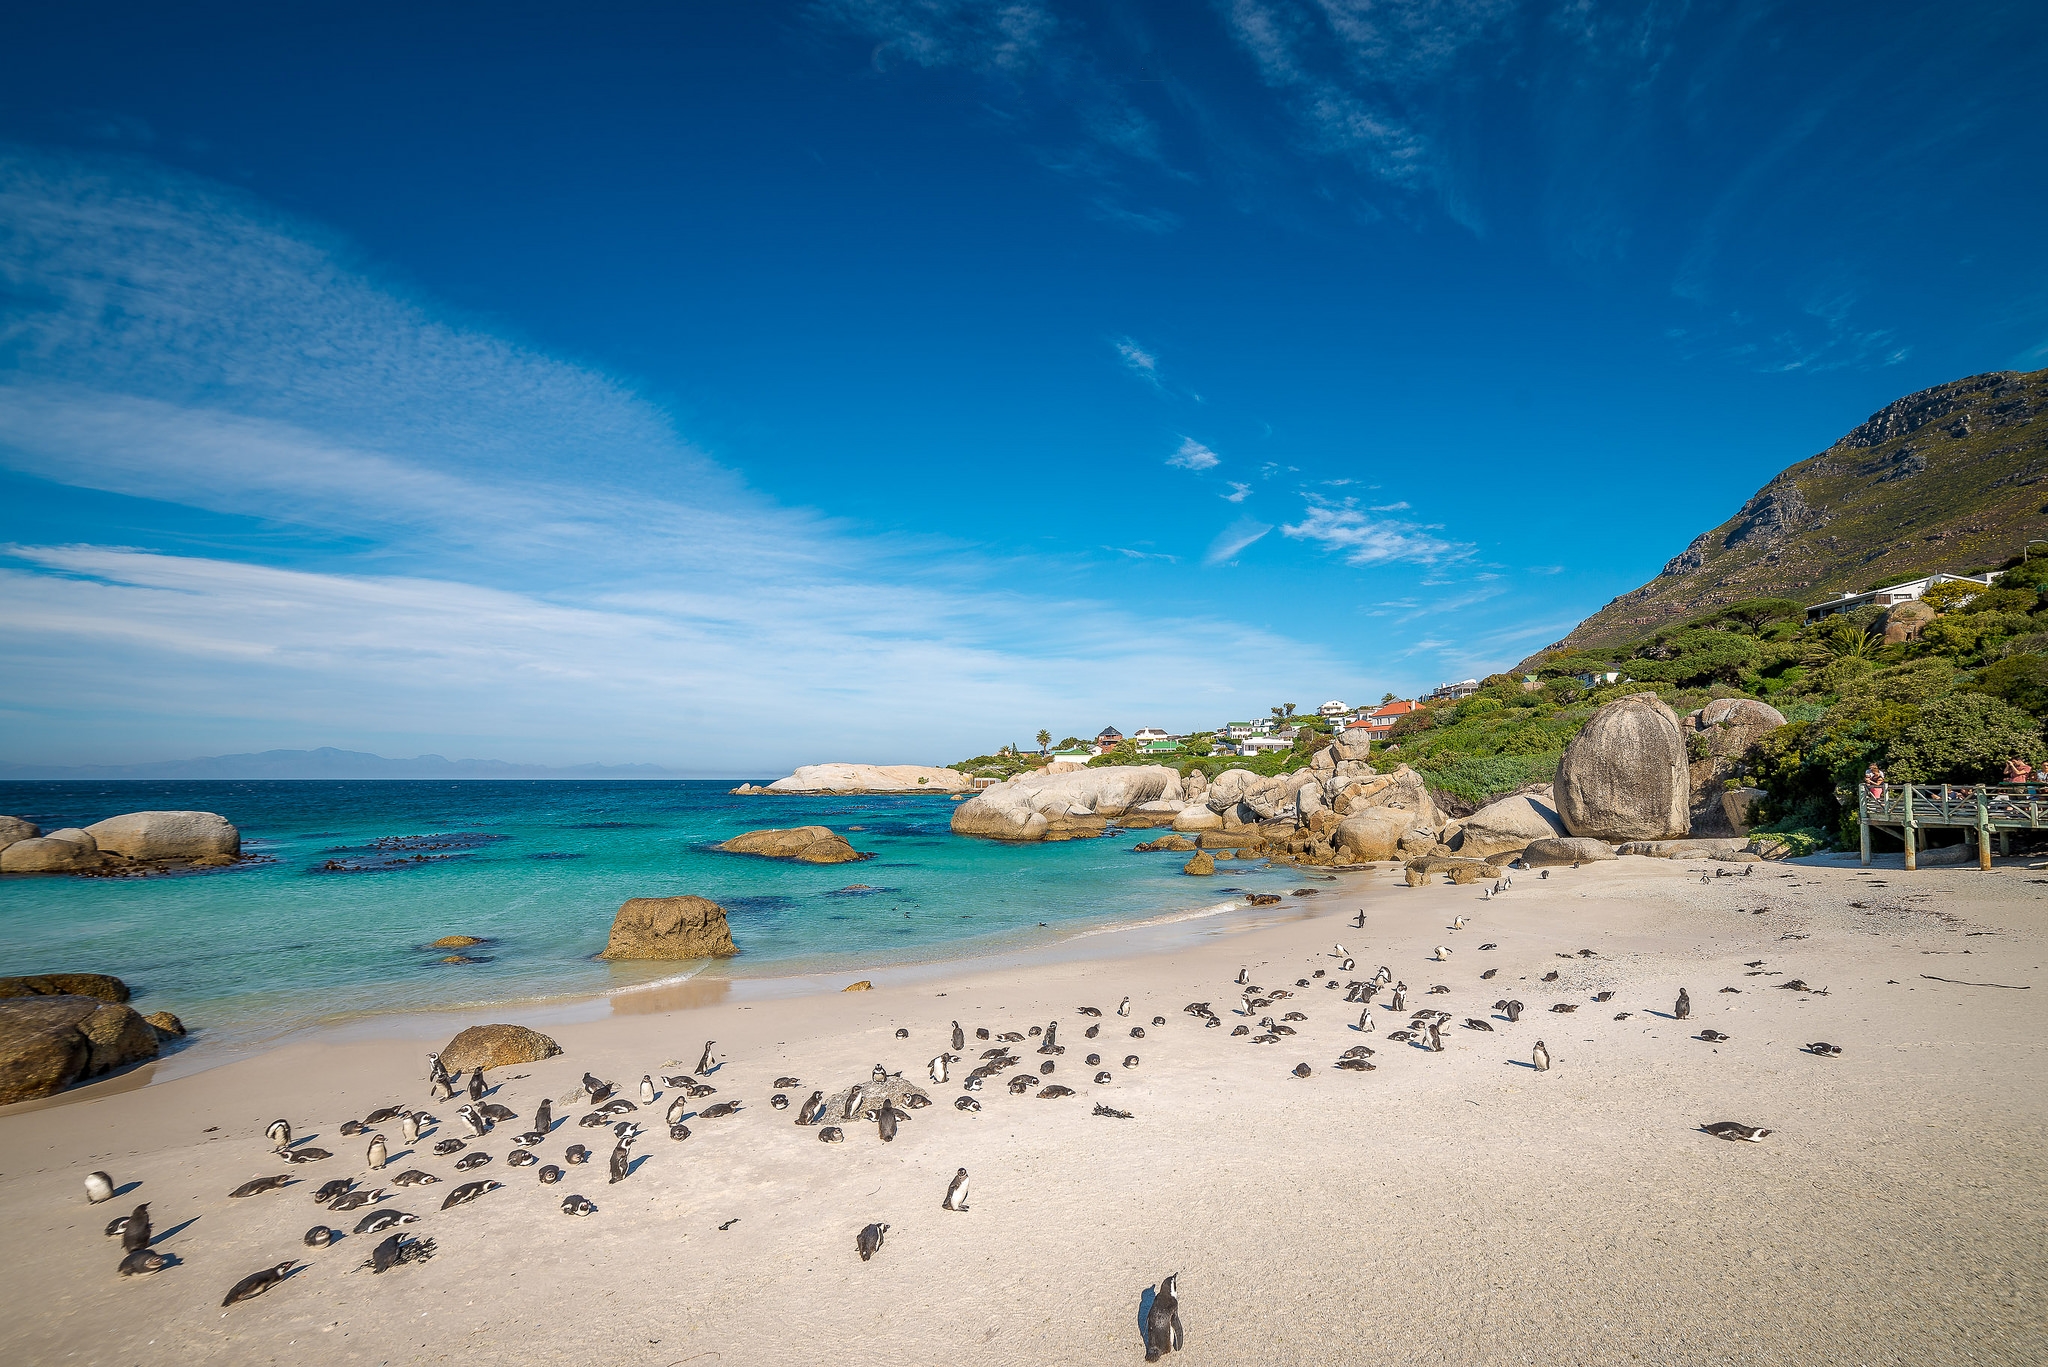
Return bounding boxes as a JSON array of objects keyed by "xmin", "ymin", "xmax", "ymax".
[{"xmin": 1864, "ymin": 763, "xmax": 1888, "ymax": 805}]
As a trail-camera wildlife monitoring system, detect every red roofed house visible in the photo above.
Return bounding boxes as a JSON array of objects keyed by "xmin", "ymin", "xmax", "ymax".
[{"xmin": 1347, "ymin": 699, "xmax": 1420, "ymax": 743}]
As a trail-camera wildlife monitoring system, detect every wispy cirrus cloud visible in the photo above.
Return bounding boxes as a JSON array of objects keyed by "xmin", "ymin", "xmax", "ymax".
[
  {"xmin": 1167, "ymin": 436, "xmax": 1222, "ymax": 470},
  {"xmin": 1113, "ymin": 335, "xmax": 1161, "ymax": 384},
  {"xmin": 1221, "ymin": 481, "xmax": 1252, "ymax": 502},
  {"xmin": 1280, "ymin": 499, "xmax": 1472, "ymax": 567},
  {"xmin": 824, "ymin": 0, "xmax": 1056, "ymax": 74},
  {"xmin": 1203, "ymin": 515, "xmax": 1272, "ymax": 566}
]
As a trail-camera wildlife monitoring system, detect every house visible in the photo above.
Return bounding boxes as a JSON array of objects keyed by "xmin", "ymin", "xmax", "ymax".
[
  {"xmin": 1239, "ymin": 734, "xmax": 1294, "ymax": 754},
  {"xmin": 1803, "ymin": 571, "xmax": 2001, "ymax": 624},
  {"xmin": 1046, "ymin": 747, "xmax": 1092, "ymax": 763},
  {"xmin": 1095, "ymin": 727, "xmax": 1125, "ymax": 749},
  {"xmin": 1427, "ymin": 679, "xmax": 1480, "ymax": 701},
  {"xmin": 1130, "ymin": 727, "xmax": 1175, "ymax": 745},
  {"xmin": 1136, "ymin": 739, "xmax": 1182, "ymax": 756},
  {"xmin": 1224, "ymin": 719, "xmax": 1276, "ymax": 739},
  {"xmin": 1316, "ymin": 700, "xmax": 1350, "ymax": 719}
]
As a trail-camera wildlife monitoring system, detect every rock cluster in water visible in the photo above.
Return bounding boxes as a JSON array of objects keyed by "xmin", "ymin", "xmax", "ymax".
[
  {"xmin": 0, "ymin": 810, "xmax": 240, "ymax": 875},
  {"xmin": 716, "ymin": 826, "xmax": 872, "ymax": 864},
  {"xmin": 729, "ymin": 763, "xmax": 973, "ymax": 795}
]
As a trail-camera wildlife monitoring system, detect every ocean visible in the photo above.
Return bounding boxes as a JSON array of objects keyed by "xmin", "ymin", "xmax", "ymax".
[{"xmin": 0, "ymin": 780, "xmax": 1302, "ymax": 1052}]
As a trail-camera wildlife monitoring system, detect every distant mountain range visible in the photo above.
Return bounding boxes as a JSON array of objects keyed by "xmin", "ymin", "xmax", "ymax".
[
  {"xmin": 0, "ymin": 747, "xmax": 685, "ymax": 780},
  {"xmin": 1532, "ymin": 366, "xmax": 2047, "ymax": 658}
]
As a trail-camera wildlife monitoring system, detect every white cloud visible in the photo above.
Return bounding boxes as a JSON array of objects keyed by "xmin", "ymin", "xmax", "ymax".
[
  {"xmin": 1368, "ymin": 500, "xmax": 1410, "ymax": 512},
  {"xmin": 1113, "ymin": 335, "xmax": 1160, "ymax": 383},
  {"xmin": 1167, "ymin": 437, "xmax": 1221, "ymax": 470},
  {"xmin": 1203, "ymin": 517, "xmax": 1272, "ymax": 566},
  {"xmin": 1280, "ymin": 501, "xmax": 1472, "ymax": 567},
  {"xmin": 823, "ymin": 0, "xmax": 1056, "ymax": 75},
  {"xmin": 1221, "ymin": 482, "xmax": 1252, "ymax": 503}
]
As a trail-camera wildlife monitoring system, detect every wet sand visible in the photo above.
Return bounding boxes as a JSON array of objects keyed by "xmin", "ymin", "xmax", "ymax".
[{"xmin": 1, "ymin": 855, "xmax": 2042, "ymax": 1365}]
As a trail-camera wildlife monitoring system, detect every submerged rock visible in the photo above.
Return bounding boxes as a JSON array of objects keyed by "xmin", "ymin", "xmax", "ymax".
[
  {"xmin": 430, "ymin": 935, "xmax": 485, "ymax": 949},
  {"xmin": 1181, "ymin": 851, "xmax": 1216, "ymax": 876},
  {"xmin": 717, "ymin": 826, "xmax": 872, "ymax": 864},
  {"xmin": 145, "ymin": 1011, "xmax": 187, "ymax": 1038},
  {"xmin": 598, "ymin": 896, "xmax": 740, "ymax": 960}
]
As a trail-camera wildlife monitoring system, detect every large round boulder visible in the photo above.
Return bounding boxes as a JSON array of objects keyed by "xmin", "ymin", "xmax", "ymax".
[
  {"xmin": 1553, "ymin": 693, "xmax": 1690, "ymax": 842},
  {"xmin": 0, "ymin": 995, "xmax": 160, "ymax": 1104},
  {"xmin": 598, "ymin": 896, "xmax": 740, "ymax": 960},
  {"xmin": 0, "ymin": 816, "xmax": 39, "ymax": 853},
  {"xmin": 1454, "ymin": 793, "xmax": 1567, "ymax": 858},
  {"xmin": 756, "ymin": 764, "xmax": 974, "ymax": 794},
  {"xmin": 716, "ymin": 826, "xmax": 871, "ymax": 863},
  {"xmin": 1682, "ymin": 699, "xmax": 1786, "ymax": 835},
  {"xmin": 437, "ymin": 1023, "xmax": 564, "ymax": 1073},
  {"xmin": 1523, "ymin": 836, "xmax": 1618, "ymax": 866},
  {"xmin": 951, "ymin": 766, "xmax": 1183, "ymax": 842},
  {"xmin": 84, "ymin": 811, "xmax": 240, "ymax": 862},
  {"xmin": 0, "ymin": 836, "xmax": 104, "ymax": 873},
  {"xmin": 1330, "ymin": 728, "xmax": 1374, "ymax": 763},
  {"xmin": 1332, "ymin": 807, "xmax": 1426, "ymax": 862}
]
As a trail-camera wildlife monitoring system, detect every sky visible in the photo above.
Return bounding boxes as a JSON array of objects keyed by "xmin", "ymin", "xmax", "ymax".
[{"xmin": 1, "ymin": 0, "xmax": 2043, "ymax": 774}]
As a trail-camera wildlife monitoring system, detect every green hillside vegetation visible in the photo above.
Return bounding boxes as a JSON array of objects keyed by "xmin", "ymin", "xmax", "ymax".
[{"xmin": 1538, "ymin": 367, "xmax": 2048, "ymax": 656}]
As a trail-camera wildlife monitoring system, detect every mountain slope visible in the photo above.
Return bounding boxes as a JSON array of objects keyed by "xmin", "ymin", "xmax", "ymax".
[{"xmin": 1540, "ymin": 367, "xmax": 2048, "ymax": 655}]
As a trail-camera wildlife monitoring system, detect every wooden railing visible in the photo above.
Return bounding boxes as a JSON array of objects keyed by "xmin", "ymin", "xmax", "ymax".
[{"xmin": 1858, "ymin": 781, "xmax": 2042, "ymax": 868}]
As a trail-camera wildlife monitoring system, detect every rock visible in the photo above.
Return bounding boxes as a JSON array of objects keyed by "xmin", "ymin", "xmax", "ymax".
[
  {"xmin": 1682, "ymin": 699, "xmax": 1786, "ymax": 834},
  {"xmin": 843, "ymin": 980, "xmax": 873, "ymax": 992},
  {"xmin": 598, "ymin": 896, "xmax": 740, "ymax": 960},
  {"xmin": 1332, "ymin": 807, "xmax": 1428, "ymax": 862},
  {"xmin": 0, "ymin": 995, "xmax": 162, "ymax": 1104},
  {"xmin": 1182, "ymin": 852, "xmax": 1215, "ymax": 876},
  {"xmin": 1917, "ymin": 842, "xmax": 1976, "ymax": 866},
  {"xmin": 0, "ymin": 973, "xmax": 131, "ymax": 1003},
  {"xmin": 1522, "ymin": 837, "xmax": 1618, "ymax": 866},
  {"xmin": 1196, "ymin": 831, "xmax": 1267, "ymax": 851},
  {"xmin": 0, "ymin": 816, "xmax": 39, "ymax": 853},
  {"xmin": 1881, "ymin": 599, "xmax": 1937, "ymax": 645},
  {"xmin": 1454, "ymin": 793, "xmax": 1567, "ymax": 858},
  {"xmin": 1615, "ymin": 838, "xmax": 1751, "ymax": 858},
  {"xmin": 438, "ymin": 1024, "xmax": 563, "ymax": 1073},
  {"xmin": 1720, "ymin": 788, "xmax": 1766, "ymax": 833},
  {"xmin": 743, "ymin": 764, "xmax": 974, "ymax": 795},
  {"xmin": 0, "ymin": 837, "xmax": 105, "ymax": 873},
  {"xmin": 84, "ymin": 811, "xmax": 240, "ymax": 862},
  {"xmin": 950, "ymin": 766, "xmax": 1183, "ymax": 842},
  {"xmin": 1553, "ymin": 694, "xmax": 1689, "ymax": 842},
  {"xmin": 717, "ymin": 826, "xmax": 872, "ymax": 864},
  {"xmin": 1330, "ymin": 728, "xmax": 1374, "ymax": 763},
  {"xmin": 1132, "ymin": 835, "xmax": 1197, "ymax": 852},
  {"xmin": 1170, "ymin": 805, "xmax": 1222, "ymax": 833},
  {"xmin": 43, "ymin": 828, "xmax": 98, "ymax": 851},
  {"xmin": 1118, "ymin": 801, "xmax": 1186, "ymax": 829},
  {"xmin": 430, "ymin": 935, "xmax": 485, "ymax": 949},
  {"xmin": 1331, "ymin": 765, "xmax": 1440, "ymax": 828},
  {"xmin": 145, "ymin": 1011, "xmax": 186, "ymax": 1038}
]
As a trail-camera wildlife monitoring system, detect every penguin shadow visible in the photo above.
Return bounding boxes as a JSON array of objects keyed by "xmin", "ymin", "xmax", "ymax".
[
  {"xmin": 1504, "ymin": 1059, "xmax": 1539, "ymax": 1070},
  {"xmin": 625, "ymin": 1154, "xmax": 652, "ymax": 1177},
  {"xmin": 152, "ymin": 1216, "xmax": 201, "ymax": 1245},
  {"xmin": 386, "ymin": 1148, "xmax": 416, "ymax": 1165},
  {"xmin": 112, "ymin": 1180, "xmax": 144, "ymax": 1199},
  {"xmin": 1136, "ymin": 1285, "xmax": 1157, "ymax": 1352},
  {"xmin": 1644, "ymin": 1011, "xmax": 1678, "ymax": 1020}
]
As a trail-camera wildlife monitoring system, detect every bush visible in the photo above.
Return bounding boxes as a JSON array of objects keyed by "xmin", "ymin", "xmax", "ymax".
[
  {"xmin": 1884, "ymin": 693, "xmax": 2044, "ymax": 782},
  {"xmin": 1961, "ymin": 587, "xmax": 2037, "ymax": 615},
  {"xmin": 1412, "ymin": 753, "xmax": 1559, "ymax": 806},
  {"xmin": 1968, "ymin": 654, "xmax": 2048, "ymax": 717}
]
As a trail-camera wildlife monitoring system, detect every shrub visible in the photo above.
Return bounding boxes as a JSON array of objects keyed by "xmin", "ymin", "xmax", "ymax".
[
  {"xmin": 1968, "ymin": 654, "xmax": 2048, "ymax": 718},
  {"xmin": 1412, "ymin": 753, "xmax": 1559, "ymax": 806},
  {"xmin": 1961, "ymin": 587, "xmax": 2037, "ymax": 615},
  {"xmin": 1883, "ymin": 693, "xmax": 2044, "ymax": 782}
]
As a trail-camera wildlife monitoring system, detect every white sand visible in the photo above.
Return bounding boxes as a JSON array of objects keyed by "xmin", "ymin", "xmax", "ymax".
[{"xmin": 1, "ymin": 856, "xmax": 2043, "ymax": 1365}]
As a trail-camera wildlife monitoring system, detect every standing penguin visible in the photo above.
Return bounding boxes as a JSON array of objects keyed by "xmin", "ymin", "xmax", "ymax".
[
  {"xmin": 843, "ymin": 1083, "xmax": 866, "ymax": 1121},
  {"xmin": 1117, "ymin": 996, "xmax": 1131, "ymax": 1017},
  {"xmin": 876, "ymin": 1102, "xmax": 900, "ymax": 1144},
  {"xmin": 640, "ymin": 1075, "xmax": 655, "ymax": 1105},
  {"xmin": 366, "ymin": 1134, "xmax": 388, "ymax": 1171},
  {"xmin": 467, "ymin": 1068, "xmax": 486, "ymax": 1102},
  {"xmin": 608, "ymin": 1138, "xmax": 632, "ymax": 1185},
  {"xmin": 1504, "ymin": 1000, "xmax": 1524, "ymax": 1023},
  {"xmin": 266, "ymin": 1119, "xmax": 292, "ymax": 1153},
  {"xmin": 1532, "ymin": 1040, "xmax": 1552, "ymax": 1072},
  {"xmin": 696, "ymin": 1041, "xmax": 717, "ymax": 1075},
  {"xmin": 1390, "ymin": 986, "xmax": 1406, "ymax": 1012},
  {"xmin": 119, "ymin": 1202, "xmax": 151, "ymax": 1253},
  {"xmin": 400, "ymin": 1111, "xmax": 421, "ymax": 1145},
  {"xmin": 1675, "ymin": 988, "xmax": 1692, "ymax": 1021},
  {"xmin": 1357, "ymin": 1008, "xmax": 1375, "ymax": 1033},
  {"xmin": 1144, "ymin": 1272, "xmax": 1184, "ymax": 1360},
  {"xmin": 929, "ymin": 1054, "xmax": 950, "ymax": 1085},
  {"xmin": 533, "ymin": 1098, "xmax": 553, "ymax": 1134},
  {"xmin": 1235, "ymin": 967, "xmax": 1248, "ymax": 985},
  {"xmin": 941, "ymin": 1167, "xmax": 970, "ymax": 1211},
  {"xmin": 430, "ymin": 1072, "xmax": 454, "ymax": 1102},
  {"xmin": 951, "ymin": 1021, "xmax": 965, "ymax": 1052},
  {"xmin": 1427, "ymin": 1022, "xmax": 1444, "ymax": 1053}
]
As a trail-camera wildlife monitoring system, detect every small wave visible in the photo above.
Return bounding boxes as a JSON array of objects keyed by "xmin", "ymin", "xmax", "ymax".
[{"xmin": 1064, "ymin": 901, "xmax": 1246, "ymax": 940}]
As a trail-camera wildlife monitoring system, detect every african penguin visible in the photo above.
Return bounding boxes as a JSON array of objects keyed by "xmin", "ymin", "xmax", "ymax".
[{"xmin": 942, "ymin": 1167, "xmax": 970, "ymax": 1211}]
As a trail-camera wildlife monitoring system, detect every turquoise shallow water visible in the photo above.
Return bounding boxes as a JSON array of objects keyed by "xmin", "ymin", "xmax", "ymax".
[{"xmin": 0, "ymin": 781, "xmax": 1300, "ymax": 1051}]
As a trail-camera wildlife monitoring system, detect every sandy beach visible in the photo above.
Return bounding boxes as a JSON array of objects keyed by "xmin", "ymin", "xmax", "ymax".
[{"xmin": 1, "ymin": 855, "xmax": 2042, "ymax": 1366}]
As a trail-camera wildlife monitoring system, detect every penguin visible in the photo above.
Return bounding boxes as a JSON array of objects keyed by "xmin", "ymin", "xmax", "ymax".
[
  {"xmin": 952, "ymin": 1021, "xmax": 965, "ymax": 1051},
  {"xmin": 1333, "ymin": 943, "xmax": 1347, "ymax": 958},
  {"xmin": 266, "ymin": 1119, "xmax": 292, "ymax": 1152},
  {"xmin": 533, "ymin": 1098, "xmax": 553, "ymax": 1133},
  {"xmin": 433, "ymin": 1138, "xmax": 466, "ymax": 1155},
  {"xmin": 1531, "ymin": 1040, "xmax": 1552, "ymax": 1072},
  {"xmin": 1390, "ymin": 987, "xmax": 1406, "ymax": 1012},
  {"xmin": 1292, "ymin": 1063, "xmax": 1311, "ymax": 1078},
  {"xmin": 819, "ymin": 1126, "xmax": 845, "ymax": 1143},
  {"xmin": 303, "ymin": 1226, "xmax": 334, "ymax": 1248},
  {"xmin": 561, "ymin": 1195, "xmax": 597, "ymax": 1217},
  {"xmin": 1504, "ymin": 1000, "xmax": 1524, "ymax": 1022},
  {"xmin": 230, "ymin": 1176, "xmax": 294, "ymax": 1197},
  {"xmin": 539, "ymin": 1165, "xmax": 564, "ymax": 1184},
  {"xmin": 608, "ymin": 1138, "xmax": 632, "ymax": 1184},
  {"xmin": 942, "ymin": 1167, "xmax": 970, "ymax": 1211},
  {"xmin": 876, "ymin": 1102, "xmax": 900, "ymax": 1144},
  {"xmin": 391, "ymin": 1170, "xmax": 438, "ymax": 1187},
  {"xmin": 116, "ymin": 1201, "xmax": 151, "ymax": 1252},
  {"xmin": 427, "ymin": 1052, "xmax": 449, "ymax": 1084},
  {"xmin": 1124, "ymin": 1054, "xmax": 1140, "ymax": 1068},
  {"xmin": 581, "ymin": 1071, "xmax": 607, "ymax": 1097},
  {"xmin": 458, "ymin": 1105, "xmax": 488, "ymax": 1138},
  {"xmin": 467, "ymin": 1068, "xmax": 485, "ymax": 1102},
  {"xmin": 1352, "ymin": 911, "xmax": 1366, "ymax": 928},
  {"xmin": 365, "ymin": 1107, "xmax": 402, "ymax": 1125},
  {"xmin": 362, "ymin": 1232, "xmax": 436, "ymax": 1273},
  {"xmin": 440, "ymin": 1180, "xmax": 502, "ymax": 1210},
  {"xmin": 365, "ymin": 1134, "xmax": 388, "ymax": 1170},
  {"xmin": 770, "ymin": 1093, "xmax": 789, "ymax": 1110},
  {"xmin": 796, "ymin": 1090, "xmax": 825, "ymax": 1125},
  {"xmin": 430, "ymin": 1074, "xmax": 454, "ymax": 1102},
  {"xmin": 1698, "ymin": 1029, "xmax": 1730, "ymax": 1043},
  {"xmin": 1143, "ymin": 1271, "xmax": 1184, "ymax": 1361},
  {"xmin": 508, "ymin": 1149, "xmax": 538, "ymax": 1167},
  {"xmin": 844, "ymin": 1084, "xmax": 866, "ymax": 1121},
  {"xmin": 1117, "ymin": 996, "xmax": 1131, "ymax": 1017},
  {"xmin": 856, "ymin": 1222, "xmax": 888, "ymax": 1261},
  {"xmin": 1540, "ymin": 868, "xmax": 1549, "ymax": 878},
  {"xmin": 222, "ymin": 1262, "xmax": 297, "ymax": 1306},
  {"xmin": 400, "ymin": 1111, "xmax": 421, "ymax": 1145},
  {"xmin": 929, "ymin": 1054, "xmax": 950, "ymax": 1085},
  {"xmin": 696, "ymin": 1041, "xmax": 717, "ymax": 1075},
  {"xmin": 453, "ymin": 1152, "xmax": 492, "ymax": 1171},
  {"xmin": 1433, "ymin": 946, "xmax": 1452, "ymax": 962},
  {"xmin": 1041, "ymin": 1021, "xmax": 1061, "ymax": 1053},
  {"xmin": 871, "ymin": 1063, "xmax": 889, "ymax": 1081},
  {"xmin": 1805, "ymin": 1042, "xmax": 1843, "ymax": 1057},
  {"xmin": 1700, "ymin": 1121, "xmax": 1772, "ymax": 1142},
  {"xmin": 894, "ymin": 1027, "xmax": 909, "ymax": 1039},
  {"xmin": 666, "ymin": 1096, "xmax": 689, "ymax": 1126},
  {"xmin": 84, "ymin": 1171, "xmax": 115, "ymax": 1204},
  {"xmin": 1235, "ymin": 967, "xmax": 1248, "ymax": 985},
  {"xmin": 564, "ymin": 1145, "xmax": 591, "ymax": 1165},
  {"xmin": 1452, "ymin": 916, "xmax": 1468, "ymax": 929},
  {"xmin": 1427, "ymin": 1022, "xmax": 1443, "ymax": 1052},
  {"xmin": 1675, "ymin": 988, "xmax": 1692, "ymax": 1021},
  {"xmin": 1357, "ymin": 1008, "xmax": 1375, "ymax": 1033},
  {"xmin": 640, "ymin": 1075, "xmax": 655, "ymax": 1105},
  {"xmin": 1340, "ymin": 958, "xmax": 1355, "ymax": 972},
  {"xmin": 327, "ymin": 1187, "xmax": 384, "ymax": 1212},
  {"xmin": 669, "ymin": 1122, "xmax": 692, "ymax": 1142},
  {"xmin": 1375, "ymin": 965, "xmax": 1392, "ymax": 985},
  {"xmin": 354, "ymin": 1209, "xmax": 419, "ymax": 1235}
]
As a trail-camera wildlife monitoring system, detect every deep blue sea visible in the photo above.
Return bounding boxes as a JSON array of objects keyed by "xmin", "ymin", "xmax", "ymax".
[{"xmin": 0, "ymin": 781, "xmax": 1298, "ymax": 1051}]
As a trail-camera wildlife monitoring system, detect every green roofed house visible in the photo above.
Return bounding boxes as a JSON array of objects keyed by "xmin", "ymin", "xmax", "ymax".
[{"xmin": 1137, "ymin": 739, "xmax": 1181, "ymax": 755}]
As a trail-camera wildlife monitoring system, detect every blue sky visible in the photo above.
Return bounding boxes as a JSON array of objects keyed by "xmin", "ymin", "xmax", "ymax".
[{"xmin": 1, "ymin": 1, "xmax": 2043, "ymax": 773}]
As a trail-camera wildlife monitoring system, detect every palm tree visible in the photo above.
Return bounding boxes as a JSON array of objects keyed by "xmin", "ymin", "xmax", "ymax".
[{"xmin": 1035, "ymin": 729, "xmax": 1052, "ymax": 753}]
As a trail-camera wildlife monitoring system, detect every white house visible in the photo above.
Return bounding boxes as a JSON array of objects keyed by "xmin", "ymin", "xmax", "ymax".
[
  {"xmin": 1803, "ymin": 571, "xmax": 2001, "ymax": 624},
  {"xmin": 1316, "ymin": 700, "xmax": 1350, "ymax": 718},
  {"xmin": 1239, "ymin": 734, "xmax": 1295, "ymax": 754},
  {"xmin": 1427, "ymin": 679, "xmax": 1480, "ymax": 701},
  {"xmin": 1130, "ymin": 727, "xmax": 1175, "ymax": 744}
]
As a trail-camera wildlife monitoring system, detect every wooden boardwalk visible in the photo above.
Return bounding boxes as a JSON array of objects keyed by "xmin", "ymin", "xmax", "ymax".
[{"xmin": 1859, "ymin": 782, "xmax": 2043, "ymax": 869}]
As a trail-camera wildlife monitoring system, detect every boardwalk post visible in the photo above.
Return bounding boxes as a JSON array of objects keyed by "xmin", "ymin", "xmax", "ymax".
[
  {"xmin": 1902, "ymin": 783, "xmax": 1917, "ymax": 872},
  {"xmin": 1977, "ymin": 785, "xmax": 1993, "ymax": 871},
  {"xmin": 1859, "ymin": 790, "xmax": 1871, "ymax": 867}
]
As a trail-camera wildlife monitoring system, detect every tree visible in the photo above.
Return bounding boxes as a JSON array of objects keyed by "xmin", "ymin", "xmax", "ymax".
[
  {"xmin": 1381, "ymin": 692, "xmax": 1396, "ymax": 705},
  {"xmin": 1284, "ymin": 703, "xmax": 1297, "ymax": 716},
  {"xmin": 1920, "ymin": 580, "xmax": 1980, "ymax": 612},
  {"xmin": 1884, "ymin": 693, "xmax": 2043, "ymax": 782},
  {"xmin": 1035, "ymin": 729, "xmax": 1051, "ymax": 752},
  {"xmin": 1717, "ymin": 598, "xmax": 1802, "ymax": 635},
  {"xmin": 1967, "ymin": 654, "xmax": 2048, "ymax": 719}
]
